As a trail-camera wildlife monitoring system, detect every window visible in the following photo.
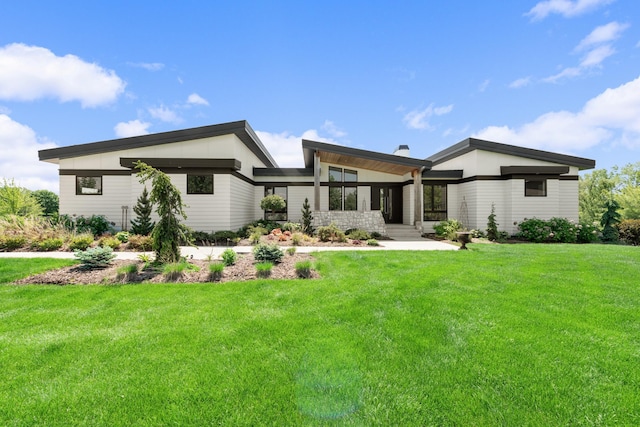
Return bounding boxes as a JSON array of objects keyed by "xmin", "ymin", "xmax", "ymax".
[
  {"xmin": 525, "ymin": 179, "xmax": 546, "ymax": 197},
  {"xmin": 76, "ymin": 176, "xmax": 102, "ymax": 195},
  {"xmin": 424, "ymin": 184, "xmax": 447, "ymax": 221},
  {"xmin": 187, "ymin": 175, "xmax": 213, "ymax": 194},
  {"xmin": 328, "ymin": 167, "xmax": 357, "ymax": 210},
  {"xmin": 264, "ymin": 186, "xmax": 287, "ymax": 221}
]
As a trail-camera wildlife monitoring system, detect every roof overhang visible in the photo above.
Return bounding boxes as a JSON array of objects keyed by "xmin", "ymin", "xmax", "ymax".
[
  {"xmin": 39, "ymin": 120, "xmax": 278, "ymax": 168},
  {"xmin": 302, "ymin": 139, "xmax": 431, "ymax": 176},
  {"xmin": 422, "ymin": 169, "xmax": 464, "ymax": 179},
  {"xmin": 428, "ymin": 138, "xmax": 596, "ymax": 170},
  {"xmin": 500, "ymin": 166, "xmax": 569, "ymax": 175},
  {"xmin": 120, "ymin": 158, "xmax": 241, "ymax": 170}
]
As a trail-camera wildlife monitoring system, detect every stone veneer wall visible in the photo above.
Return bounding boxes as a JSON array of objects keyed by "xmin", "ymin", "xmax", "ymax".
[{"xmin": 312, "ymin": 211, "xmax": 387, "ymax": 236}]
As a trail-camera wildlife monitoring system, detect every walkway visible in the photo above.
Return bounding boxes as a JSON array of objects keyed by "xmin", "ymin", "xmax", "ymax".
[{"xmin": 0, "ymin": 239, "xmax": 458, "ymax": 260}]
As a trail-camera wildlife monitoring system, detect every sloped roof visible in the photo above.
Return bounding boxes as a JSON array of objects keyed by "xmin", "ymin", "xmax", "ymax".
[
  {"xmin": 428, "ymin": 138, "xmax": 596, "ymax": 170},
  {"xmin": 302, "ymin": 139, "xmax": 431, "ymax": 175},
  {"xmin": 38, "ymin": 120, "xmax": 278, "ymax": 168}
]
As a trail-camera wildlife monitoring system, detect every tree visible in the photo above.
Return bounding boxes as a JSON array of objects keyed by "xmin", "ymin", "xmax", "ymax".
[
  {"xmin": 301, "ymin": 197, "xmax": 314, "ymax": 235},
  {"xmin": 130, "ymin": 187, "xmax": 155, "ymax": 235},
  {"xmin": 600, "ymin": 199, "xmax": 621, "ymax": 243},
  {"xmin": 135, "ymin": 161, "xmax": 188, "ymax": 263},
  {"xmin": 615, "ymin": 162, "xmax": 640, "ymax": 220},
  {"xmin": 486, "ymin": 203, "xmax": 498, "ymax": 241},
  {"xmin": 260, "ymin": 194, "xmax": 286, "ymax": 220},
  {"xmin": 0, "ymin": 178, "xmax": 42, "ymax": 217},
  {"xmin": 32, "ymin": 189, "xmax": 59, "ymax": 216},
  {"xmin": 579, "ymin": 169, "xmax": 617, "ymax": 225}
]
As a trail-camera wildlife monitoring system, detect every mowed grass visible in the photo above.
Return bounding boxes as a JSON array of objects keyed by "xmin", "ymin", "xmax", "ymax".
[{"xmin": 0, "ymin": 244, "xmax": 639, "ymax": 425}]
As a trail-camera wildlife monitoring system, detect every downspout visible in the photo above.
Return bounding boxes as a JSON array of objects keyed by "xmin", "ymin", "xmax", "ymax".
[
  {"xmin": 314, "ymin": 150, "xmax": 321, "ymax": 211},
  {"xmin": 414, "ymin": 166, "xmax": 426, "ymax": 232}
]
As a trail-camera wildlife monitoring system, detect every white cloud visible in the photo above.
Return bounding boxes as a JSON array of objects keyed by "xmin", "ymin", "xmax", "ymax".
[
  {"xmin": 579, "ymin": 44, "xmax": 615, "ymax": 67},
  {"xmin": 187, "ymin": 93, "xmax": 209, "ymax": 106},
  {"xmin": 509, "ymin": 77, "xmax": 533, "ymax": 89},
  {"xmin": 0, "ymin": 114, "xmax": 59, "ymax": 192},
  {"xmin": 473, "ymin": 75, "xmax": 640, "ymax": 153},
  {"xmin": 403, "ymin": 104, "xmax": 454, "ymax": 130},
  {"xmin": 148, "ymin": 104, "xmax": 182, "ymax": 124},
  {"xmin": 0, "ymin": 43, "xmax": 125, "ymax": 107},
  {"xmin": 526, "ymin": 0, "xmax": 615, "ymax": 21},
  {"xmin": 478, "ymin": 79, "xmax": 490, "ymax": 92},
  {"xmin": 114, "ymin": 120, "xmax": 151, "ymax": 138},
  {"xmin": 321, "ymin": 120, "xmax": 347, "ymax": 138},
  {"xmin": 128, "ymin": 62, "xmax": 164, "ymax": 71},
  {"xmin": 256, "ymin": 129, "xmax": 341, "ymax": 168},
  {"xmin": 575, "ymin": 22, "xmax": 630, "ymax": 51}
]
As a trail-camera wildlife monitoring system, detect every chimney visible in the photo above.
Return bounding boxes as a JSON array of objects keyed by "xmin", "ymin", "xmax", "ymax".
[{"xmin": 393, "ymin": 144, "xmax": 410, "ymax": 157}]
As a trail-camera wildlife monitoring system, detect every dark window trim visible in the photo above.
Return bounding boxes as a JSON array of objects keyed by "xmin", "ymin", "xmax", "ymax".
[
  {"xmin": 76, "ymin": 175, "xmax": 103, "ymax": 196},
  {"xmin": 423, "ymin": 183, "xmax": 447, "ymax": 221},
  {"xmin": 525, "ymin": 179, "xmax": 547, "ymax": 197},
  {"xmin": 187, "ymin": 174, "xmax": 214, "ymax": 195}
]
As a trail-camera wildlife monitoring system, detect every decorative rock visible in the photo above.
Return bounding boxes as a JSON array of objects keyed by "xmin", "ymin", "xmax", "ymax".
[{"xmin": 311, "ymin": 211, "xmax": 387, "ymax": 235}]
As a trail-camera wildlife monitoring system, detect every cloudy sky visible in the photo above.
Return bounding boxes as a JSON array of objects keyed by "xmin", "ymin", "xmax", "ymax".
[{"xmin": 1, "ymin": 0, "xmax": 639, "ymax": 192}]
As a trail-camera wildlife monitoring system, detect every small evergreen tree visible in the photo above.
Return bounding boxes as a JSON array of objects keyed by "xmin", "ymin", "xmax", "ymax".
[
  {"xmin": 130, "ymin": 187, "xmax": 155, "ymax": 235},
  {"xmin": 486, "ymin": 203, "xmax": 498, "ymax": 241},
  {"xmin": 601, "ymin": 199, "xmax": 621, "ymax": 242},
  {"xmin": 32, "ymin": 189, "xmax": 59, "ymax": 216},
  {"xmin": 301, "ymin": 197, "xmax": 314, "ymax": 235},
  {"xmin": 135, "ymin": 161, "xmax": 188, "ymax": 263}
]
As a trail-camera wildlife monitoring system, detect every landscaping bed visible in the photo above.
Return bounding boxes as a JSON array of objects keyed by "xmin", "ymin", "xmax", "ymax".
[{"xmin": 14, "ymin": 253, "xmax": 318, "ymax": 285}]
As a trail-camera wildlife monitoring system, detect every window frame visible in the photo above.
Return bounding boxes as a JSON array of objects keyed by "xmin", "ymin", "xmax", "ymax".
[
  {"xmin": 76, "ymin": 176, "xmax": 103, "ymax": 196},
  {"xmin": 264, "ymin": 186, "xmax": 288, "ymax": 221},
  {"xmin": 327, "ymin": 166, "xmax": 358, "ymax": 210},
  {"xmin": 524, "ymin": 179, "xmax": 547, "ymax": 197},
  {"xmin": 187, "ymin": 174, "xmax": 214, "ymax": 195},
  {"xmin": 423, "ymin": 183, "xmax": 447, "ymax": 221}
]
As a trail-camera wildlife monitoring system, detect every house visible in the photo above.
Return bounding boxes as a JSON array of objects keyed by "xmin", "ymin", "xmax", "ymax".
[{"xmin": 39, "ymin": 120, "xmax": 595, "ymax": 236}]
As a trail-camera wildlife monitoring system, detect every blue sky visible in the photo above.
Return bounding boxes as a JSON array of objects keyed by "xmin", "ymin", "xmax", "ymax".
[{"xmin": 1, "ymin": 0, "xmax": 639, "ymax": 192}]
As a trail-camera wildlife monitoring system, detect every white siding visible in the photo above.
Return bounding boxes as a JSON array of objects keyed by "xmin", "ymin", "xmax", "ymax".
[
  {"xmin": 230, "ymin": 176, "xmax": 256, "ymax": 230},
  {"xmin": 403, "ymin": 184, "xmax": 414, "ymax": 225},
  {"xmin": 287, "ymin": 186, "xmax": 314, "ymax": 223},
  {"xmin": 178, "ymin": 173, "xmax": 230, "ymax": 232},
  {"xmin": 559, "ymin": 180, "xmax": 579, "ymax": 221}
]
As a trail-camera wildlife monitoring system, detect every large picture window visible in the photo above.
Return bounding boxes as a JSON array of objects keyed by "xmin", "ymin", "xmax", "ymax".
[
  {"xmin": 187, "ymin": 175, "xmax": 214, "ymax": 194},
  {"xmin": 525, "ymin": 179, "xmax": 546, "ymax": 197},
  {"xmin": 264, "ymin": 186, "xmax": 287, "ymax": 221},
  {"xmin": 424, "ymin": 184, "xmax": 447, "ymax": 221},
  {"xmin": 76, "ymin": 176, "xmax": 102, "ymax": 195},
  {"xmin": 328, "ymin": 167, "xmax": 357, "ymax": 211}
]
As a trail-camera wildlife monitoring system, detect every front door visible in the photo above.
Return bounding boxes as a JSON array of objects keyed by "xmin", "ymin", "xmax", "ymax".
[{"xmin": 371, "ymin": 185, "xmax": 403, "ymax": 223}]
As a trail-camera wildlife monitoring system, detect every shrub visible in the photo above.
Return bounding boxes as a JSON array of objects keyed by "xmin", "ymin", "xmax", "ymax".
[
  {"xmin": 260, "ymin": 195, "xmax": 286, "ymax": 212},
  {"xmin": 253, "ymin": 243, "xmax": 284, "ymax": 263},
  {"xmin": 163, "ymin": 262, "xmax": 188, "ymax": 282},
  {"xmin": 0, "ymin": 235, "xmax": 27, "ymax": 251},
  {"xmin": 370, "ymin": 231, "xmax": 382, "ymax": 239},
  {"xmin": 115, "ymin": 231, "xmax": 130, "ymax": 243},
  {"xmin": 286, "ymin": 247, "xmax": 297, "ymax": 256},
  {"xmin": 255, "ymin": 262, "xmax": 273, "ymax": 278},
  {"xmin": 75, "ymin": 215, "xmax": 113, "ymax": 236},
  {"xmin": 577, "ymin": 221, "xmax": 600, "ymax": 243},
  {"xmin": 517, "ymin": 218, "xmax": 551, "ymax": 243},
  {"xmin": 208, "ymin": 262, "xmax": 224, "ymax": 281},
  {"xmin": 547, "ymin": 218, "xmax": 578, "ymax": 243},
  {"xmin": 249, "ymin": 232, "xmax": 262, "ymax": 245},
  {"xmin": 486, "ymin": 204, "xmax": 498, "ymax": 241},
  {"xmin": 316, "ymin": 223, "xmax": 346, "ymax": 243},
  {"xmin": 213, "ymin": 230, "xmax": 238, "ymax": 245},
  {"xmin": 68, "ymin": 233, "xmax": 94, "ymax": 251},
  {"xmin": 367, "ymin": 239, "xmax": 380, "ymax": 246},
  {"xmin": 35, "ymin": 237, "xmax": 64, "ymax": 251},
  {"xmin": 301, "ymin": 198, "xmax": 314, "ymax": 235},
  {"xmin": 282, "ymin": 222, "xmax": 302, "ymax": 232},
  {"xmin": 295, "ymin": 260, "xmax": 313, "ymax": 278},
  {"xmin": 128, "ymin": 234, "xmax": 153, "ymax": 251},
  {"xmin": 434, "ymin": 219, "xmax": 463, "ymax": 240},
  {"xmin": 99, "ymin": 236, "xmax": 121, "ymax": 250},
  {"xmin": 130, "ymin": 187, "xmax": 155, "ymax": 236},
  {"xmin": 617, "ymin": 219, "xmax": 640, "ymax": 246},
  {"xmin": 74, "ymin": 246, "xmax": 116, "ymax": 269},
  {"xmin": 347, "ymin": 229, "xmax": 371, "ymax": 240},
  {"xmin": 601, "ymin": 200, "xmax": 621, "ymax": 243},
  {"xmin": 237, "ymin": 220, "xmax": 281, "ymax": 238},
  {"xmin": 221, "ymin": 248, "xmax": 237, "ymax": 266},
  {"xmin": 291, "ymin": 232, "xmax": 303, "ymax": 246}
]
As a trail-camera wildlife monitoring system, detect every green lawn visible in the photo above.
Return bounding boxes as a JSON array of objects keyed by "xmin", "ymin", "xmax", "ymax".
[{"xmin": 0, "ymin": 245, "xmax": 639, "ymax": 425}]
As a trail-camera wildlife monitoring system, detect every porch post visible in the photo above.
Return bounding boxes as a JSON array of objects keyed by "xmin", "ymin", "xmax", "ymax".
[
  {"xmin": 414, "ymin": 168, "xmax": 424, "ymax": 231},
  {"xmin": 314, "ymin": 150, "xmax": 321, "ymax": 211}
]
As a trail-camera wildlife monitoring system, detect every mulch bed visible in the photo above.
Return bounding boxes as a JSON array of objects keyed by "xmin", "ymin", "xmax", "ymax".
[{"xmin": 14, "ymin": 253, "xmax": 319, "ymax": 285}]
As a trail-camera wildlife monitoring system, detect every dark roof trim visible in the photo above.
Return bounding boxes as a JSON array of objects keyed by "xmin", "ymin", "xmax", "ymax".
[
  {"xmin": 253, "ymin": 167, "xmax": 313, "ymax": 177},
  {"xmin": 501, "ymin": 166, "xmax": 569, "ymax": 175},
  {"xmin": 39, "ymin": 120, "xmax": 278, "ymax": 168},
  {"xmin": 120, "ymin": 158, "xmax": 241, "ymax": 170},
  {"xmin": 428, "ymin": 138, "xmax": 595, "ymax": 170},
  {"xmin": 422, "ymin": 169, "xmax": 464, "ymax": 179},
  {"xmin": 302, "ymin": 139, "xmax": 431, "ymax": 169}
]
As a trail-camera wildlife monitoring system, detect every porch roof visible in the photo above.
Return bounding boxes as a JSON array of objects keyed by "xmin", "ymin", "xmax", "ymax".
[{"xmin": 302, "ymin": 139, "xmax": 431, "ymax": 176}]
